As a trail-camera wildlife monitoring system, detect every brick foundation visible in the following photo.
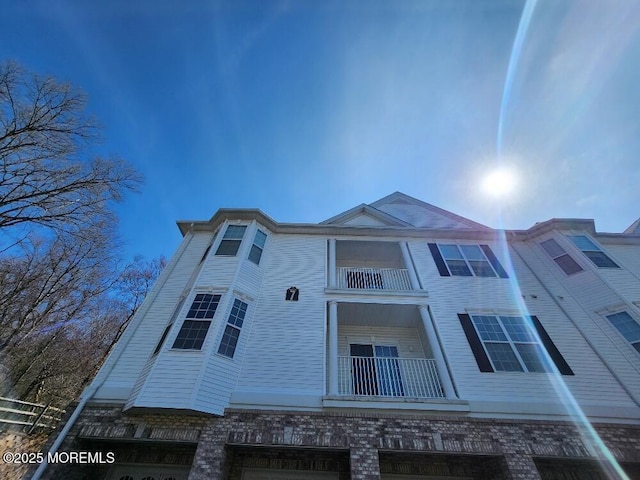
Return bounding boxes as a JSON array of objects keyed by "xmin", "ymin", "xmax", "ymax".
[{"xmin": 35, "ymin": 404, "xmax": 640, "ymax": 480}]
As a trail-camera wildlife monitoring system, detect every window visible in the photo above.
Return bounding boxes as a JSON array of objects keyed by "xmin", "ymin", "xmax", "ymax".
[
  {"xmin": 428, "ymin": 243, "xmax": 508, "ymax": 278},
  {"xmin": 217, "ymin": 298, "xmax": 248, "ymax": 358},
  {"xmin": 567, "ymin": 235, "xmax": 619, "ymax": 268},
  {"xmin": 606, "ymin": 311, "xmax": 640, "ymax": 353},
  {"xmin": 215, "ymin": 225, "xmax": 246, "ymax": 256},
  {"xmin": 153, "ymin": 296, "xmax": 186, "ymax": 355},
  {"xmin": 153, "ymin": 324, "xmax": 173, "ymax": 355},
  {"xmin": 470, "ymin": 315, "xmax": 548, "ymax": 372},
  {"xmin": 540, "ymin": 238, "xmax": 583, "ymax": 275},
  {"xmin": 172, "ymin": 294, "xmax": 221, "ymax": 350},
  {"xmin": 458, "ymin": 313, "xmax": 574, "ymax": 375},
  {"xmin": 199, "ymin": 244, "xmax": 212, "ymax": 264},
  {"xmin": 248, "ymin": 229, "xmax": 267, "ymax": 265}
]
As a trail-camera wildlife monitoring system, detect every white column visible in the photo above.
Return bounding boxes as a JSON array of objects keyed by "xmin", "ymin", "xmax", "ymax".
[
  {"xmin": 329, "ymin": 301, "xmax": 339, "ymax": 395},
  {"xmin": 400, "ymin": 241, "xmax": 421, "ymax": 290},
  {"xmin": 328, "ymin": 238, "xmax": 337, "ymax": 288},
  {"xmin": 419, "ymin": 305, "xmax": 456, "ymax": 399}
]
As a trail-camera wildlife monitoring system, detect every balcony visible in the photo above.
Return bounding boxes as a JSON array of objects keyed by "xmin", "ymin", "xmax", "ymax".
[
  {"xmin": 326, "ymin": 302, "xmax": 457, "ymax": 405},
  {"xmin": 337, "ymin": 267, "xmax": 412, "ymax": 291},
  {"xmin": 329, "ymin": 240, "xmax": 421, "ymax": 292},
  {"xmin": 338, "ymin": 356, "xmax": 444, "ymax": 398}
]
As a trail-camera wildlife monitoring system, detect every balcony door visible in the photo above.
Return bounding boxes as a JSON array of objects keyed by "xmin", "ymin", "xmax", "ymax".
[{"xmin": 350, "ymin": 344, "xmax": 404, "ymax": 396}]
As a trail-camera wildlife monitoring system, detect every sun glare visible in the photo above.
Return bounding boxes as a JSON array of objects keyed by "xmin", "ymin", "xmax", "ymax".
[{"xmin": 482, "ymin": 169, "xmax": 517, "ymax": 197}]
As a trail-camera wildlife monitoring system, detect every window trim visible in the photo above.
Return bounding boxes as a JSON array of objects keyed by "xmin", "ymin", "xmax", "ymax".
[
  {"xmin": 429, "ymin": 243, "xmax": 508, "ymax": 278},
  {"xmin": 248, "ymin": 229, "xmax": 267, "ymax": 265},
  {"xmin": 171, "ymin": 293, "xmax": 222, "ymax": 350},
  {"xmin": 567, "ymin": 234, "xmax": 620, "ymax": 269},
  {"xmin": 540, "ymin": 238, "xmax": 583, "ymax": 276},
  {"xmin": 153, "ymin": 296, "xmax": 187, "ymax": 356},
  {"xmin": 605, "ymin": 311, "xmax": 640, "ymax": 355},
  {"xmin": 215, "ymin": 225, "xmax": 247, "ymax": 257},
  {"xmin": 217, "ymin": 298, "xmax": 248, "ymax": 358},
  {"xmin": 469, "ymin": 314, "xmax": 548, "ymax": 373},
  {"xmin": 458, "ymin": 313, "xmax": 573, "ymax": 375}
]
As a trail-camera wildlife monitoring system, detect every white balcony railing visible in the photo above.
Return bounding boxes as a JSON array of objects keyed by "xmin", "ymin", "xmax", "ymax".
[
  {"xmin": 338, "ymin": 356, "xmax": 445, "ymax": 399},
  {"xmin": 337, "ymin": 267, "xmax": 412, "ymax": 291}
]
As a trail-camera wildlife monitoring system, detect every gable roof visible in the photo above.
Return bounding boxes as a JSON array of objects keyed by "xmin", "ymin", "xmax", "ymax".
[
  {"xmin": 320, "ymin": 203, "xmax": 412, "ymax": 227},
  {"xmin": 624, "ymin": 218, "xmax": 640, "ymax": 234},
  {"xmin": 323, "ymin": 192, "xmax": 490, "ymax": 230}
]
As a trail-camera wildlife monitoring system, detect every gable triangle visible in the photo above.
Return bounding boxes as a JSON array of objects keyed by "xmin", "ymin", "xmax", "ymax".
[{"xmin": 371, "ymin": 192, "xmax": 489, "ymax": 230}]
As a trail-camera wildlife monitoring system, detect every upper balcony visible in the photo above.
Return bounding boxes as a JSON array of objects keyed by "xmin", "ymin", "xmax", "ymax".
[{"xmin": 328, "ymin": 240, "xmax": 423, "ymax": 293}]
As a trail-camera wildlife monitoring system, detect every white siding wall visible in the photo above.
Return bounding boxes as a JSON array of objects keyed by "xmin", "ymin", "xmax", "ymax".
[
  {"xmin": 408, "ymin": 238, "xmax": 639, "ymax": 416},
  {"xmin": 234, "ymin": 235, "xmax": 327, "ymax": 398},
  {"xmin": 593, "ymin": 240, "xmax": 640, "ymax": 302},
  {"xmin": 128, "ymin": 222, "xmax": 265, "ymax": 414},
  {"xmin": 93, "ymin": 231, "xmax": 214, "ymax": 401},
  {"xmin": 512, "ymin": 238, "xmax": 640, "ymax": 404}
]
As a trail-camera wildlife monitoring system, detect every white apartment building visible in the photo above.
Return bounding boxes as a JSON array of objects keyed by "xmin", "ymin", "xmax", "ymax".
[{"xmin": 37, "ymin": 192, "xmax": 640, "ymax": 480}]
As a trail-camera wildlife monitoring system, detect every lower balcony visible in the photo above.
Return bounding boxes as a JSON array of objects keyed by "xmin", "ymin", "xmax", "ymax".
[
  {"xmin": 325, "ymin": 302, "xmax": 465, "ymax": 412},
  {"xmin": 338, "ymin": 356, "xmax": 445, "ymax": 398}
]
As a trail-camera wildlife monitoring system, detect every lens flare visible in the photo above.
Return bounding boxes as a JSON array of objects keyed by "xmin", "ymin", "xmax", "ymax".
[{"xmin": 482, "ymin": 169, "xmax": 517, "ymax": 197}]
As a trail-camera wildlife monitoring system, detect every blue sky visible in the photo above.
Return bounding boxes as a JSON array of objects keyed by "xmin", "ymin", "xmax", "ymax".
[{"xmin": 2, "ymin": 1, "xmax": 640, "ymax": 261}]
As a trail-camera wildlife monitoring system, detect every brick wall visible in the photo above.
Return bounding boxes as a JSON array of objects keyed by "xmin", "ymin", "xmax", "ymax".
[{"xmin": 35, "ymin": 404, "xmax": 640, "ymax": 480}]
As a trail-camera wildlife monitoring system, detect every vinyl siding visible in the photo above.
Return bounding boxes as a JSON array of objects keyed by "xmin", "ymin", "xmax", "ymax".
[
  {"xmin": 409, "ymin": 237, "xmax": 638, "ymax": 413},
  {"xmin": 375, "ymin": 203, "xmax": 473, "ymax": 229},
  {"xmin": 605, "ymin": 242, "xmax": 640, "ymax": 279},
  {"xmin": 93, "ymin": 231, "xmax": 213, "ymax": 401},
  {"xmin": 236, "ymin": 234, "xmax": 327, "ymax": 396},
  {"xmin": 509, "ymin": 240, "xmax": 640, "ymax": 405},
  {"xmin": 593, "ymin": 241, "xmax": 640, "ymax": 302}
]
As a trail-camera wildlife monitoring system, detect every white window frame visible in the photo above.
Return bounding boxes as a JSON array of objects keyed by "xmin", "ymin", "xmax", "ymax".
[
  {"xmin": 566, "ymin": 234, "xmax": 619, "ymax": 268},
  {"xmin": 172, "ymin": 293, "xmax": 222, "ymax": 350},
  {"xmin": 215, "ymin": 225, "xmax": 247, "ymax": 256},
  {"xmin": 217, "ymin": 298, "xmax": 249, "ymax": 358},
  {"xmin": 437, "ymin": 244, "xmax": 498, "ymax": 277},
  {"xmin": 248, "ymin": 229, "xmax": 267, "ymax": 265},
  {"xmin": 470, "ymin": 314, "xmax": 549, "ymax": 373},
  {"xmin": 605, "ymin": 311, "xmax": 640, "ymax": 355},
  {"xmin": 540, "ymin": 238, "xmax": 583, "ymax": 275}
]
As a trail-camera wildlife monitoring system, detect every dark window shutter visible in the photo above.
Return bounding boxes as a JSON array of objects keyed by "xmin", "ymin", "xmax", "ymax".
[
  {"xmin": 458, "ymin": 313, "xmax": 493, "ymax": 372},
  {"xmin": 429, "ymin": 243, "xmax": 450, "ymax": 276},
  {"xmin": 480, "ymin": 245, "xmax": 509, "ymax": 278},
  {"xmin": 530, "ymin": 316, "xmax": 574, "ymax": 375}
]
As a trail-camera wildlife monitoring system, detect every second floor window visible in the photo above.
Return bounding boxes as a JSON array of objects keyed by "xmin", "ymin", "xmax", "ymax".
[
  {"xmin": 429, "ymin": 243, "xmax": 508, "ymax": 278},
  {"xmin": 217, "ymin": 298, "xmax": 248, "ymax": 358},
  {"xmin": 172, "ymin": 294, "xmax": 221, "ymax": 350},
  {"xmin": 470, "ymin": 315, "xmax": 548, "ymax": 372},
  {"xmin": 458, "ymin": 313, "xmax": 573, "ymax": 375},
  {"xmin": 215, "ymin": 225, "xmax": 247, "ymax": 256},
  {"xmin": 606, "ymin": 311, "xmax": 640, "ymax": 354}
]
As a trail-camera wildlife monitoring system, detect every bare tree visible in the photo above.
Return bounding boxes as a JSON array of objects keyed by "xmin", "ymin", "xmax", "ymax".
[
  {"xmin": 0, "ymin": 242, "xmax": 164, "ymax": 406},
  {"xmin": 0, "ymin": 60, "xmax": 141, "ymax": 240},
  {"xmin": 0, "ymin": 61, "xmax": 154, "ymax": 408}
]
